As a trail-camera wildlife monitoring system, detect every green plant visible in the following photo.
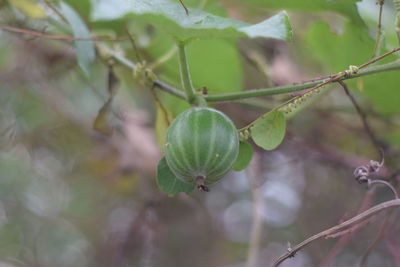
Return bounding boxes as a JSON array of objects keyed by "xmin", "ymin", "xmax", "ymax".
[{"xmin": 2, "ymin": 0, "xmax": 400, "ymax": 266}]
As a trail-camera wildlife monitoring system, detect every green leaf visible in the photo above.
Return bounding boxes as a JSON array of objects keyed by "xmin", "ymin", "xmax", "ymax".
[
  {"xmin": 232, "ymin": 141, "xmax": 253, "ymax": 171},
  {"xmin": 60, "ymin": 1, "xmax": 95, "ymax": 76},
  {"xmin": 91, "ymin": 0, "xmax": 292, "ymax": 41},
  {"xmin": 157, "ymin": 157, "xmax": 195, "ymax": 196},
  {"xmin": 234, "ymin": 0, "xmax": 364, "ymax": 25},
  {"xmin": 251, "ymin": 111, "xmax": 286, "ymax": 150}
]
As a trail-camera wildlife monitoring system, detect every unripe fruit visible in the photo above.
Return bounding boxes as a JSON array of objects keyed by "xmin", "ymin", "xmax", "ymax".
[{"xmin": 164, "ymin": 107, "xmax": 239, "ymax": 191}]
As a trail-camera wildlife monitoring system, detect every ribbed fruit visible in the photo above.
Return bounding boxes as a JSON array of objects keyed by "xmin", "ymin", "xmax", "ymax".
[{"xmin": 164, "ymin": 107, "xmax": 239, "ymax": 190}]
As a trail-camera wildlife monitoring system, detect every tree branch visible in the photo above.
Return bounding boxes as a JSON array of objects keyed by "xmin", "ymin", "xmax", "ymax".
[
  {"xmin": 272, "ymin": 199, "xmax": 400, "ymax": 267},
  {"xmin": 371, "ymin": 0, "xmax": 385, "ymax": 58},
  {"xmin": 338, "ymin": 80, "xmax": 384, "ymax": 154},
  {"xmin": 205, "ymin": 47, "xmax": 400, "ymax": 102},
  {"xmin": 0, "ymin": 25, "xmax": 129, "ymax": 41},
  {"xmin": 358, "ymin": 209, "xmax": 395, "ymax": 267},
  {"xmin": 98, "ymin": 44, "xmax": 400, "ymax": 103}
]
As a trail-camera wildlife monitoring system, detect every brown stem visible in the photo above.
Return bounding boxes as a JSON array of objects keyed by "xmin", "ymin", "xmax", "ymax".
[
  {"xmin": 338, "ymin": 80, "xmax": 384, "ymax": 155},
  {"xmin": 371, "ymin": 0, "xmax": 385, "ymax": 58},
  {"xmin": 0, "ymin": 25, "xmax": 129, "ymax": 41},
  {"xmin": 272, "ymin": 199, "xmax": 400, "ymax": 267},
  {"xmin": 195, "ymin": 176, "xmax": 209, "ymax": 192},
  {"xmin": 178, "ymin": 0, "xmax": 189, "ymax": 15},
  {"xmin": 358, "ymin": 209, "xmax": 395, "ymax": 267}
]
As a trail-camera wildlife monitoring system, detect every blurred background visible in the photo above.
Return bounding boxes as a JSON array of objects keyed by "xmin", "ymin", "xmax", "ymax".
[{"xmin": 0, "ymin": 0, "xmax": 400, "ymax": 266}]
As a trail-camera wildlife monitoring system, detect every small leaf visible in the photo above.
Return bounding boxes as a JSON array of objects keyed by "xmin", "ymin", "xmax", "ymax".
[
  {"xmin": 60, "ymin": 1, "xmax": 95, "ymax": 76},
  {"xmin": 8, "ymin": 0, "xmax": 46, "ymax": 18},
  {"xmin": 232, "ymin": 141, "xmax": 253, "ymax": 171},
  {"xmin": 251, "ymin": 111, "xmax": 286, "ymax": 150},
  {"xmin": 157, "ymin": 157, "xmax": 195, "ymax": 196},
  {"xmin": 91, "ymin": 0, "xmax": 292, "ymax": 42}
]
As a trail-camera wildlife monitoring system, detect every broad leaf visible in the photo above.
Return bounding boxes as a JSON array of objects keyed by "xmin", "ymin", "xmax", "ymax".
[
  {"xmin": 251, "ymin": 111, "xmax": 286, "ymax": 150},
  {"xmin": 232, "ymin": 141, "xmax": 253, "ymax": 171},
  {"xmin": 91, "ymin": 0, "xmax": 292, "ymax": 42},
  {"xmin": 60, "ymin": 1, "xmax": 95, "ymax": 76},
  {"xmin": 157, "ymin": 157, "xmax": 195, "ymax": 196},
  {"xmin": 233, "ymin": 0, "xmax": 364, "ymax": 25}
]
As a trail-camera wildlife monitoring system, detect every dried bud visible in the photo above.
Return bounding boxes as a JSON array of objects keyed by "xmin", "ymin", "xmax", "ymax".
[
  {"xmin": 354, "ymin": 166, "xmax": 369, "ymax": 179},
  {"xmin": 369, "ymin": 159, "xmax": 383, "ymax": 173}
]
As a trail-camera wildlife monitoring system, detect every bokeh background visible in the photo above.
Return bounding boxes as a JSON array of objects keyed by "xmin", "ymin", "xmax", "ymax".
[{"xmin": 1, "ymin": 0, "xmax": 400, "ymax": 266}]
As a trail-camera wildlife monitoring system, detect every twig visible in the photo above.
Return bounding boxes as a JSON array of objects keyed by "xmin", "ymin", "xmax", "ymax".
[
  {"xmin": 0, "ymin": 25, "xmax": 129, "ymax": 41},
  {"xmin": 272, "ymin": 199, "xmax": 400, "ymax": 267},
  {"xmin": 358, "ymin": 209, "xmax": 395, "ymax": 267},
  {"xmin": 204, "ymin": 47, "xmax": 400, "ymax": 102},
  {"xmin": 371, "ymin": 0, "xmax": 385, "ymax": 58},
  {"xmin": 43, "ymin": 0, "xmax": 68, "ymax": 23},
  {"xmin": 324, "ymin": 216, "xmax": 376, "ymax": 239},
  {"xmin": 297, "ymin": 46, "xmax": 399, "ymax": 97},
  {"xmin": 368, "ymin": 179, "xmax": 399, "ymax": 199},
  {"xmin": 318, "ymin": 190, "xmax": 377, "ymax": 267},
  {"xmin": 178, "ymin": 0, "xmax": 189, "ymax": 15},
  {"xmin": 356, "ymin": 175, "xmax": 399, "ymax": 267},
  {"xmin": 338, "ymin": 80, "xmax": 383, "ymax": 154},
  {"xmin": 245, "ymin": 154, "xmax": 263, "ymax": 267},
  {"xmin": 125, "ymin": 25, "xmax": 142, "ymax": 62},
  {"xmin": 99, "ymin": 45, "xmax": 400, "ymax": 103}
]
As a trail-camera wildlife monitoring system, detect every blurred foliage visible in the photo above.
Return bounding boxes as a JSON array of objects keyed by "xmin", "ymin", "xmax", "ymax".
[{"xmin": 0, "ymin": 0, "xmax": 400, "ymax": 267}]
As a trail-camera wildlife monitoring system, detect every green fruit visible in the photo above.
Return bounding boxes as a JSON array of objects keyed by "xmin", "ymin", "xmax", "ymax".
[{"xmin": 164, "ymin": 107, "xmax": 239, "ymax": 191}]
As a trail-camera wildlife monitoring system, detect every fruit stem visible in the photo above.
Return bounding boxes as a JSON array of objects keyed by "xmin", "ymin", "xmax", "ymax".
[
  {"xmin": 177, "ymin": 41, "xmax": 202, "ymax": 106},
  {"xmin": 196, "ymin": 176, "xmax": 209, "ymax": 192}
]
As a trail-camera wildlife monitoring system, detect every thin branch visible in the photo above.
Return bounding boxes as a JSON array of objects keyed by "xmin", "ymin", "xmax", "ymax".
[
  {"xmin": 338, "ymin": 80, "xmax": 383, "ymax": 154},
  {"xmin": 324, "ymin": 216, "xmax": 377, "ymax": 239},
  {"xmin": 205, "ymin": 47, "xmax": 400, "ymax": 102},
  {"xmin": 124, "ymin": 25, "xmax": 143, "ymax": 62},
  {"xmin": 245, "ymin": 154, "xmax": 263, "ymax": 267},
  {"xmin": 178, "ymin": 0, "xmax": 189, "ymax": 15},
  {"xmin": 101, "ymin": 44, "xmax": 400, "ymax": 103},
  {"xmin": 272, "ymin": 199, "xmax": 400, "ymax": 267},
  {"xmin": 371, "ymin": 0, "xmax": 385, "ymax": 58},
  {"xmin": 154, "ymin": 80, "xmax": 186, "ymax": 99},
  {"xmin": 358, "ymin": 209, "xmax": 395, "ymax": 267},
  {"xmin": 318, "ymin": 189, "xmax": 377, "ymax": 267},
  {"xmin": 43, "ymin": 0, "xmax": 68, "ymax": 23},
  {"xmin": 2, "ymin": 25, "xmax": 400, "ymax": 103},
  {"xmin": 358, "ymin": 47, "xmax": 400, "ymax": 69},
  {"xmin": 368, "ymin": 179, "xmax": 399, "ymax": 199},
  {"xmin": 0, "ymin": 25, "xmax": 129, "ymax": 41}
]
